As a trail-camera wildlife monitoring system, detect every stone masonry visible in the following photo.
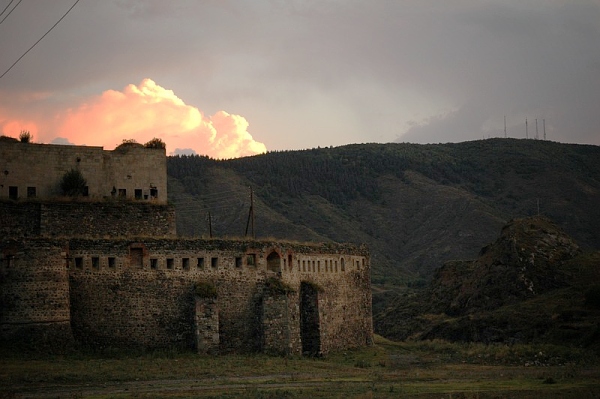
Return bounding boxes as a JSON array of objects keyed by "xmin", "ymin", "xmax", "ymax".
[{"xmin": 0, "ymin": 140, "xmax": 373, "ymax": 355}]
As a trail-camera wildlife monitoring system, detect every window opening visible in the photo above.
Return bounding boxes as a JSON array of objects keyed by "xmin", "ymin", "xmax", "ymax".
[
  {"xmin": 134, "ymin": 189, "xmax": 143, "ymax": 200},
  {"xmin": 150, "ymin": 188, "xmax": 158, "ymax": 199},
  {"xmin": 288, "ymin": 254, "xmax": 293, "ymax": 271},
  {"xmin": 166, "ymin": 258, "xmax": 174, "ymax": 269},
  {"xmin": 118, "ymin": 188, "xmax": 126, "ymax": 198},
  {"xmin": 340, "ymin": 258, "xmax": 345, "ymax": 272},
  {"xmin": 267, "ymin": 251, "xmax": 281, "ymax": 273},
  {"xmin": 197, "ymin": 257, "xmax": 204, "ymax": 269},
  {"xmin": 8, "ymin": 186, "xmax": 18, "ymax": 200},
  {"xmin": 92, "ymin": 257, "xmax": 99, "ymax": 269},
  {"xmin": 75, "ymin": 257, "xmax": 83, "ymax": 269},
  {"xmin": 235, "ymin": 257, "xmax": 242, "ymax": 268},
  {"xmin": 246, "ymin": 254, "xmax": 256, "ymax": 266},
  {"xmin": 211, "ymin": 257, "xmax": 218, "ymax": 269},
  {"xmin": 150, "ymin": 258, "xmax": 158, "ymax": 269},
  {"xmin": 27, "ymin": 186, "xmax": 36, "ymax": 198},
  {"xmin": 182, "ymin": 257, "xmax": 190, "ymax": 270},
  {"xmin": 108, "ymin": 257, "xmax": 115, "ymax": 268},
  {"xmin": 83, "ymin": 186, "xmax": 89, "ymax": 197}
]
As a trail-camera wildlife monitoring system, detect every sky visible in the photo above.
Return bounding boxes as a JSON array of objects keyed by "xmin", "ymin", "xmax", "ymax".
[{"xmin": 0, "ymin": 0, "xmax": 599, "ymax": 159}]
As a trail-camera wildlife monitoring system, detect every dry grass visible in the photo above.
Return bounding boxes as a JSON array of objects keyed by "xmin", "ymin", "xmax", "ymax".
[{"xmin": 1, "ymin": 336, "xmax": 598, "ymax": 398}]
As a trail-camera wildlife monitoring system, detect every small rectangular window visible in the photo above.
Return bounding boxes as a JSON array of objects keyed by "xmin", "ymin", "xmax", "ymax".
[
  {"xmin": 166, "ymin": 258, "xmax": 174, "ymax": 269},
  {"xmin": 83, "ymin": 186, "xmax": 89, "ymax": 197},
  {"xmin": 108, "ymin": 257, "xmax": 116, "ymax": 268},
  {"xmin": 246, "ymin": 254, "xmax": 256, "ymax": 266},
  {"xmin": 8, "ymin": 186, "xmax": 18, "ymax": 200},
  {"xmin": 297, "ymin": 259, "xmax": 301, "ymax": 271},
  {"xmin": 182, "ymin": 258, "xmax": 190, "ymax": 270},
  {"xmin": 27, "ymin": 186, "xmax": 36, "ymax": 198},
  {"xmin": 92, "ymin": 257, "xmax": 99, "ymax": 269},
  {"xmin": 118, "ymin": 188, "xmax": 126, "ymax": 197},
  {"xmin": 150, "ymin": 188, "xmax": 158, "ymax": 198},
  {"xmin": 134, "ymin": 189, "xmax": 143, "ymax": 200},
  {"xmin": 150, "ymin": 258, "xmax": 158, "ymax": 269},
  {"xmin": 5, "ymin": 255, "xmax": 14, "ymax": 268},
  {"xmin": 317, "ymin": 260, "xmax": 320, "ymax": 273},
  {"xmin": 211, "ymin": 257, "xmax": 218, "ymax": 269},
  {"xmin": 75, "ymin": 257, "xmax": 83, "ymax": 269},
  {"xmin": 235, "ymin": 257, "xmax": 242, "ymax": 268},
  {"xmin": 197, "ymin": 257, "xmax": 204, "ymax": 269},
  {"xmin": 302, "ymin": 260, "xmax": 306, "ymax": 272}
]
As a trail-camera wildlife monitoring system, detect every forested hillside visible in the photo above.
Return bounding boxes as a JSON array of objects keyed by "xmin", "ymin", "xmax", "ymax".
[{"xmin": 167, "ymin": 138, "xmax": 600, "ymax": 286}]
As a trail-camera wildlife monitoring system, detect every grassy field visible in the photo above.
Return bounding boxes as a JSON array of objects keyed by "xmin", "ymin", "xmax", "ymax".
[{"xmin": 1, "ymin": 336, "xmax": 599, "ymax": 398}]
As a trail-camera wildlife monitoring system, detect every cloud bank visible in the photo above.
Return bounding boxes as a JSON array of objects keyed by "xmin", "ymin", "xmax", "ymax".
[{"xmin": 0, "ymin": 79, "xmax": 266, "ymax": 159}]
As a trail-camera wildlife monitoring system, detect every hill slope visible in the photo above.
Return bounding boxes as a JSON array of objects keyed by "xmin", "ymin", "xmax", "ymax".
[
  {"xmin": 167, "ymin": 138, "xmax": 600, "ymax": 286},
  {"xmin": 374, "ymin": 216, "xmax": 600, "ymax": 350}
]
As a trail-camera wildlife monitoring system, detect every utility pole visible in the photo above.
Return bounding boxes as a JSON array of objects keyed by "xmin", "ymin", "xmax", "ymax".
[
  {"xmin": 245, "ymin": 186, "xmax": 255, "ymax": 239},
  {"xmin": 535, "ymin": 119, "xmax": 539, "ymax": 140},
  {"xmin": 526, "ymin": 118, "xmax": 528, "ymax": 139},
  {"xmin": 504, "ymin": 115, "xmax": 507, "ymax": 138}
]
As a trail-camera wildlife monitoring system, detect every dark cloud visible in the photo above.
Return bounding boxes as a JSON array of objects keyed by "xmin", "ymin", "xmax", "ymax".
[{"xmin": 0, "ymin": 0, "xmax": 598, "ymax": 149}]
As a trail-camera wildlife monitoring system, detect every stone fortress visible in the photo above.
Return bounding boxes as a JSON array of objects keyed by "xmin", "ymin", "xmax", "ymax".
[{"xmin": 0, "ymin": 139, "xmax": 373, "ymax": 355}]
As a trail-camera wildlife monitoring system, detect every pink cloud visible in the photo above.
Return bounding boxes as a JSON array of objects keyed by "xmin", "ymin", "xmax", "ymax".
[{"xmin": 1, "ymin": 79, "xmax": 267, "ymax": 159}]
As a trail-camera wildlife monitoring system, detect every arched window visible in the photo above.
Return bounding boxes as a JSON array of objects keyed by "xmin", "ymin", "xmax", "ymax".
[{"xmin": 267, "ymin": 251, "xmax": 281, "ymax": 273}]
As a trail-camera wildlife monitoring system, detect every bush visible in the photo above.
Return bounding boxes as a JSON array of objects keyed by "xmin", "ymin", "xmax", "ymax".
[
  {"xmin": 144, "ymin": 137, "xmax": 166, "ymax": 149},
  {"xmin": 60, "ymin": 169, "xmax": 87, "ymax": 197},
  {"xmin": 195, "ymin": 281, "xmax": 217, "ymax": 299},
  {"xmin": 264, "ymin": 277, "xmax": 295, "ymax": 295},
  {"xmin": 19, "ymin": 130, "xmax": 32, "ymax": 143}
]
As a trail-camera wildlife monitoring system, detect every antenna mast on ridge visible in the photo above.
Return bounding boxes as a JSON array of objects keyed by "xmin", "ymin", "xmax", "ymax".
[
  {"xmin": 526, "ymin": 118, "xmax": 528, "ymax": 139},
  {"xmin": 543, "ymin": 119, "xmax": 546, "ymax": 140},
  {"xmin": 504, "ymin": 115, "xmax": 507, "ymax": 138}
]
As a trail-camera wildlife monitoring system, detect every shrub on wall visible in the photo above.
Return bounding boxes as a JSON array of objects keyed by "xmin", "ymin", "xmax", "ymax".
[
  {"xmin": 60, "ymin": 169, "xmax": 87, "ymax": 197},
  {"xmin": 19, "ymin": 130, "xmax": 33, "ymax": 143},
  {"xmin": 144, "ymin": 137, "xmax": 166, "ymax": 149},
  {"xmin": 265, "ymin": 277, "xmax": 295, "ymax": 295},
  {"xmin": 195, "ymin": 281, "xmax": 218, "ymax": 299}
]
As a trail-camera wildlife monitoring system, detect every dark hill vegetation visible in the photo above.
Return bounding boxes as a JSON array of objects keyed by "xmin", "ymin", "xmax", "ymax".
[
  {"xmin": 168, "ymin": 138, "xmax": 600, "ymax": 285},
  {"xmin": 374, "ymin": 216, "xmax": 600, "ymax": 351}
]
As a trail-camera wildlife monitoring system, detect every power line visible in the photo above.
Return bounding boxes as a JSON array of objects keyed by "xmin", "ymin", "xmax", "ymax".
[
  {"xmin": 0, "ymin": 0, "xmax": 80, "ymax": 80},
  {"xmin": 0, "ymin": 0, "xmax": 16, "ymax": 19},
  {"xmin": 0, "ymin": 0, "xmax": 21, "ymax": 25}
]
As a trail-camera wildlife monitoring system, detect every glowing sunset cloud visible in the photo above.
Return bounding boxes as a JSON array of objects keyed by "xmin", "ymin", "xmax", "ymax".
[{"xmin": 1, "ymin": 79, "xmax": 266, "ymax": 159}]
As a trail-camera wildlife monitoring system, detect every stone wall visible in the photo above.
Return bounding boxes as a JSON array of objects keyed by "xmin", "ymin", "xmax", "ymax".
[
  {"xmin": 0, "ymin": 141, "xmax": 167, "ymax": 203},
  {"xmin": 0, "ymin": 237, "xmax": 372, "ymax": 355},
  {"xmin": 65, "ymin": 238, "xmax": 372, "ymax": 354},
  {"xmin": 0, "ymin": 201, "xmax": 176, "ymax": 239},
  {"xmin": 0, "ymin": 238, "xmax": 74, "ymax": 348}
]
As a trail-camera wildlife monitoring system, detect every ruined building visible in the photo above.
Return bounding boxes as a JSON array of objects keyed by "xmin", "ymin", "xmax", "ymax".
[{"xmin": 0, "ymin": 139, "xmax": 373, "ymax": 355}]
